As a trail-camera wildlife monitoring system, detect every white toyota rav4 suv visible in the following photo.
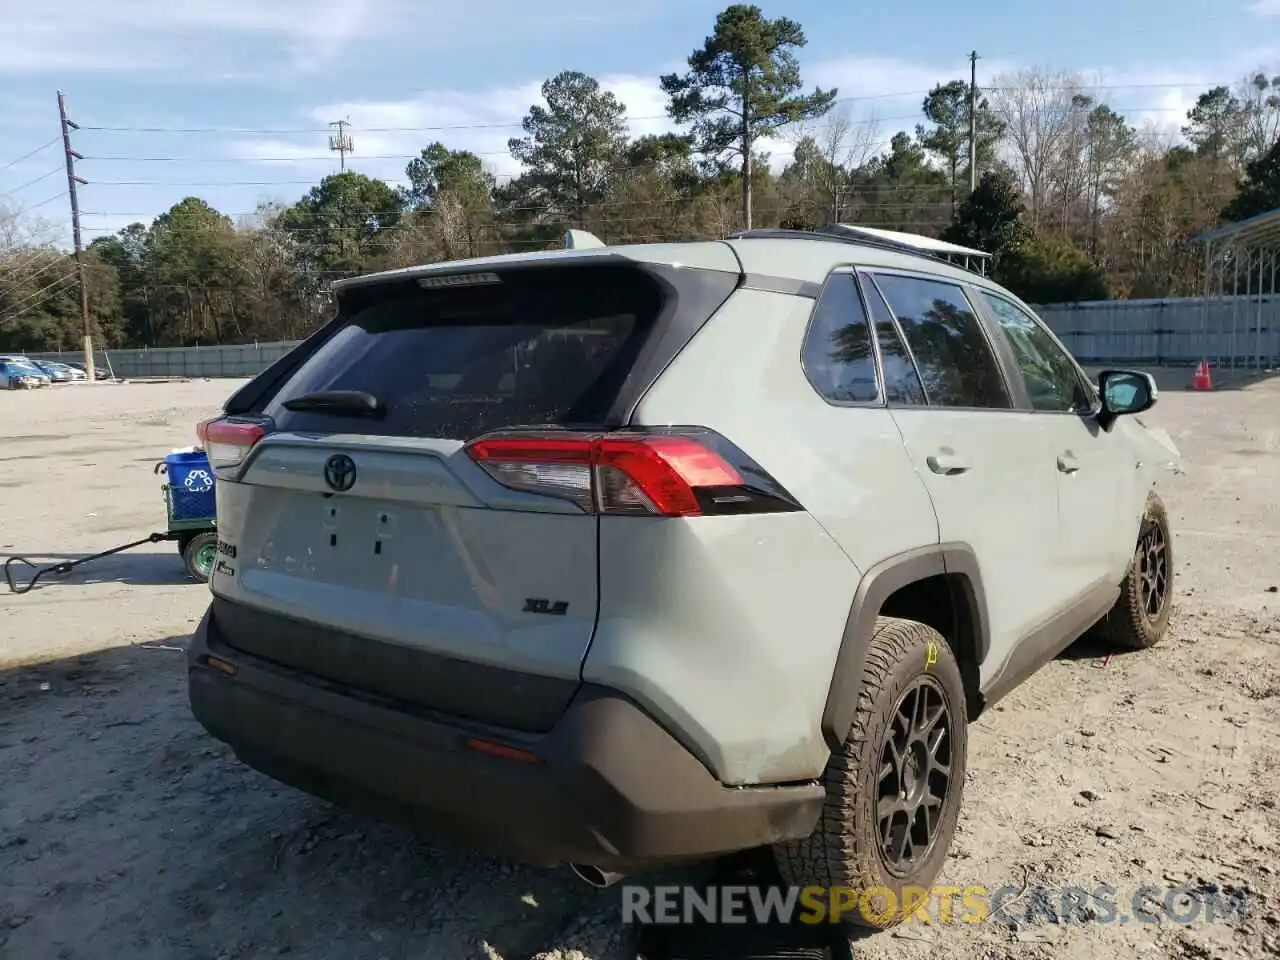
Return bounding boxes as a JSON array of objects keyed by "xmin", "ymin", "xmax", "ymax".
[{"xmin": 188, "ymin": 226, "xmax": 1180, "ymax": 923}]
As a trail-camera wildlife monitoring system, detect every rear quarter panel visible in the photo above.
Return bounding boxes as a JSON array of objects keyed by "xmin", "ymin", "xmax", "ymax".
[{"xmin": 582, "ymin": 287, "xmax": 940, "ymax": 786}]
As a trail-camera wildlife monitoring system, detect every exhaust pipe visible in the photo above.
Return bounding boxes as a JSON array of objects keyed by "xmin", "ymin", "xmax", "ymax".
[{"xmin": 569, "ymin": 863, "xmax": 626, "ymax": 888}]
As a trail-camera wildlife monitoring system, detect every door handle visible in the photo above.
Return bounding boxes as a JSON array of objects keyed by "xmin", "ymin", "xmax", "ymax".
[
  {"xmin": 926, "ymin": 451, "xmax": 969, "ymax": 475},
  {"xmin": 1057, "ymin": 453, "xmax": 1080, "ymax": 474}
]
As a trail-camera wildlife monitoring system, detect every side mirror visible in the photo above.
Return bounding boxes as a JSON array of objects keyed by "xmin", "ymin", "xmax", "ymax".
[{"xmin": 1096, "ymin": 369, "xmax": 1157, "ymax": 428}]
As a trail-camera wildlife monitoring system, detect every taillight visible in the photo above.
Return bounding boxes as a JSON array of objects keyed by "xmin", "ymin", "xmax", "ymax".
[
  {"xmin": 464, "ymin": 429, "xmax": 801, "ymax": 517},
  {"xmin": 202, "ymin": 418, "xmax": 267, "ymax": 470},
  {"xmin": 195, "ymin": 417, "xmax": 216, "ymax": 447}
]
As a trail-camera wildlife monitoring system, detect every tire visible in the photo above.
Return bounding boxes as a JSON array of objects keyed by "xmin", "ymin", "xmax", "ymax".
[
  {"xmin": 773, "ymin": 617, "xmax": 968, "ymax": 930},
  {"xmin": 176, "ymin": 532, "xmax": 194, "ymax": 557},
  {"xmin": 1098, "ymin": 492, "xmax": 1174, "ymax": 650},
  {"xmin": 182, "ymin": 531, "xmax": 218, "ymax": 583}
]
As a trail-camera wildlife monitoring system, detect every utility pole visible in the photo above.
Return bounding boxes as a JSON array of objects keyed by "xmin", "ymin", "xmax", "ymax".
[
  {"xmin": 58, "ymin": 91, "xmax": 95, "ymax": 382},
  {"xmin": 328, "ymin": 119, "xmax": 354, "ymax": 172},
  {"xmin": 968, "ymin": 51, "xmax": 980, "ymax": 194}
]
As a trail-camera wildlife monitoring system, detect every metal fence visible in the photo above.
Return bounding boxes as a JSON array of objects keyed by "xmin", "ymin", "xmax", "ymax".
[
  {"xmin": 26, "ymin": 342, "xmax": 301, "ymax": 379},
  {"xmin": 1037, "ymin": 294, "xmax": 1280, "ymax": 370},
  {"xmin": 24, "ymin": 294, "xmax": 1280, "ymax": 380}
]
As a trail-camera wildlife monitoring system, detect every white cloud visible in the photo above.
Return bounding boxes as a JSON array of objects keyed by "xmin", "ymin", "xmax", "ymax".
[
  {"xmin": 223, "ymin": 71, "xmax": 686, "ymax": 186},
  {"xmin": 229, "ymin": 49, "xmax": 1248, "ymax": 185},
  {"xmin": 226, "ymin": 56, "xmax": 991, "ymax": 183},
  {"xmin": 0, "ymin": 0, "xmax": 721, "ymax": 77},
  {"xmin": 0, "ymin": 0, "xmax": 372, "ymax": 74},
  {"xmin": 1250, "ymin": 0, "xmax": 1280, "ymax": 16}
]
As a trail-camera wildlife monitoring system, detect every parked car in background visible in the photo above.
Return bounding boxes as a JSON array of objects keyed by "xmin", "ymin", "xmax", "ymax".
[
  {"xmin": 30, "ymin": 360, "xmax": 75, "ymax": 383},
  {"xmin": 0, "ymin": 359, "xmax": 49, "ymax": 389},
  {"xmin": 65, "ymin": 361, "xmax": 107, "ymax": 381}
]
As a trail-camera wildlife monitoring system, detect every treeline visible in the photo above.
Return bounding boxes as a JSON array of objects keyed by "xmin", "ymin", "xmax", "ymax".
[{"xmin": 2, "ymin": 4, "xmax": 1280, "ymax": 351}]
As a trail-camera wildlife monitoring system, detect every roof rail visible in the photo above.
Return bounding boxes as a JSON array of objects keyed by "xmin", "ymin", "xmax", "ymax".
[{"xmin": 727, "ymin": 227, "xmax": 984, "ymax": 275}]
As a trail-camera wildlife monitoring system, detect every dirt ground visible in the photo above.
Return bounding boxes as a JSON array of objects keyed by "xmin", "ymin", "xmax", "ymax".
[{"xmin": 1, "ymin": 377, "xmax": 1278, "ymax": 960}]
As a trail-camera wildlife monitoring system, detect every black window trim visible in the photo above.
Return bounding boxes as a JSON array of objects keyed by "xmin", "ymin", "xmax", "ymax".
[
  {"xmin": 970, "ymin": 286, "xmax": 1101, "ymax": 417},
  {"xmin": 799, "ymin": 267, "xmax": 888, "ymax": 410},
  {"xmin": 225, "ymin": 257, "xmax": 743, "ymax": 429},
  {"xmin": 859, "ymin": 272, "xmax": 930, "ymax": 407},
  {"xmin": 860, "ymin": 266, "xmax": 1022, "ymax": 414}
]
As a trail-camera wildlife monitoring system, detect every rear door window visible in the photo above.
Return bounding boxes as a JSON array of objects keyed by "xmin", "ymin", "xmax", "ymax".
[
  {"xmin": 870, "ymin": 273, "xmax": 1011, "ymax": 410},
  {"xmin": 857, "ymin": 274, "xmax": 926, "ymax": 406},
  {"xmin": 265, "ymin": 264, "xmax": 666, "ymax": 440}
]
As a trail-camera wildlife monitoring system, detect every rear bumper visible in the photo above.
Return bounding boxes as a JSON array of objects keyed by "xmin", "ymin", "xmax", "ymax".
[{"xmin": 187, "ymin": 605, "xmax": 824, "ymax": 871}]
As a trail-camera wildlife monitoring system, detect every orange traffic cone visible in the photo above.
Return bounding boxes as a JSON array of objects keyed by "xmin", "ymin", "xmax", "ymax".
[{"xmin": 1191, "ymin": 359, "xmax": 1213, "ymax": 391}]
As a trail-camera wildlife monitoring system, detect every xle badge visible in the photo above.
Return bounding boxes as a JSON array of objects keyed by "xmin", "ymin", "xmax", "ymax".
[
  {"xmin": 925, "ymin": 638, "xmax": 939, "ymax": 669},
  {"xmin": 523, "ymin": 598, "xmax": 569, "ymax": 616}
]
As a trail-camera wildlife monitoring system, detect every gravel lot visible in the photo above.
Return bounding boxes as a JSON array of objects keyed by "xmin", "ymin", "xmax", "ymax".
[{"xmin": 1, "ymin": 377, "xmax": 1278, "ymax": 960}]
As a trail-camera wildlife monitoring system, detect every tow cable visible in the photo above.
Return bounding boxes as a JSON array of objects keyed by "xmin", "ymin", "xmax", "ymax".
[{"xmin": 4, "ymin": 532, "xmax": 182, "ymax": 595}]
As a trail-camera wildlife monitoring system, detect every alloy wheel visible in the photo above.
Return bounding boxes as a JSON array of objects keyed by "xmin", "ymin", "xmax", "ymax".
[
  {"xmin": 1138, "ymin": 520, "xmax": 1170, "ymax": 620},
  {"xmin": 876, "ymin": 676, "xmax": 953, "ymax": 877}
]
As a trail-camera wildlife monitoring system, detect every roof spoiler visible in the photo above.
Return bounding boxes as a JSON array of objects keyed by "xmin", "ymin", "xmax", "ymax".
[{"xmin": 564, "ymin": 229, "xmax": 606, "ymax": 250}]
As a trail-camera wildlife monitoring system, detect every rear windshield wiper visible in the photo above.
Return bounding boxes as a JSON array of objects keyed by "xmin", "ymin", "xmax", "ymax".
[{"xmin": 282, "ymin": 390, "xmax": 386, "ymax": 418}]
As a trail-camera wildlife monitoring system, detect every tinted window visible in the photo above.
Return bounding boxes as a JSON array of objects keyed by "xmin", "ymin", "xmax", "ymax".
[
  {"xmin": 858, "ymin": 275, "xmax": 926, "ymax": 405},
  {"xmin": 266, "ymin": 265, "xmax": 665, "ymax": 440},
  {"xmin": 871, "ymin": 274, "xmax": 1010, "ymax": 409},
  {"xmin": 802, "ymin": 274, "xmax": 879, "ymax": 403},
  {"xmin": 979, "ymin": 292, "xmax": 1095, "ymax": 413}
]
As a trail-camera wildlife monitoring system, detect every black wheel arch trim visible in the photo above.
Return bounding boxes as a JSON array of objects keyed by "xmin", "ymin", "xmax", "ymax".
[{"xmin": 820, "ymin": 542, "xmax": 991, "ymax": 752}]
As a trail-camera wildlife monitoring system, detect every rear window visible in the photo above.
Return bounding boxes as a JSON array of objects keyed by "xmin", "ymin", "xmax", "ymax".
[{"xmin": 265, "ymin": 264, "xmax": 666, "ymax": 440}]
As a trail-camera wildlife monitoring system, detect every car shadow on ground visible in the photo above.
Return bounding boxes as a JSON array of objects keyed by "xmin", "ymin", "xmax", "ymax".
[
  {"xmin": 0, "ymin": 642, "xmax": 655, "ymax": 959},
  {"xmin": 1, "ymin": 632, "xmax": 1146, "ymax": 960},
  {"xmin": 1056, "ymin": 630, "xmax": 1134, "ymax": 663},
  {"xmin": 0, "ymin": 548, "xmax": 198, "ymax": 592},
  {"xmin": 630, "ymin": 852, "xmax": 851, "ymax": 959}
]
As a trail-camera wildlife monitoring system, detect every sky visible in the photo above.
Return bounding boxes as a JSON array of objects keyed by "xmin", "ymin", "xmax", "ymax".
[{"xmin": 1, "ymin": 0, "xmax": 1278, "ymax": 249}]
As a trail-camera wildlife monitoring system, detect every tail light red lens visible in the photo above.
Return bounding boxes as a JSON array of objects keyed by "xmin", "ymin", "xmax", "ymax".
[
  {"xmin": 464, "ymin": 432, "xmax": 747, "ymax": 517},
  {"xmin": 195, "ymin": 417, "xmax": 216, "ymax": 447},
  {"xmin": 202, "ymin": 418, "xmax": 267, "ymax": 470}
]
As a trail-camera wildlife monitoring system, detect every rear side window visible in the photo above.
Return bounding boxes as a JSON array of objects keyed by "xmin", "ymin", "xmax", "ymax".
[
  {"xmin": 802, "ymin": 273, "xmax": 879, "ymax": 404},
  {"xmin": 265, "ymin": 264, "xmax": 667, "ymax": 440},
  {"xmin": 871, "ymin": 274, "xmax": 1010, "ymax": 410},
  {"xmin": 858, "ymin": 275, "xmax": 926, "ymax": 406}
]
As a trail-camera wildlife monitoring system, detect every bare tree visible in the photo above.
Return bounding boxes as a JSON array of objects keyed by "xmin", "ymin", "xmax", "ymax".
[
  {"xmin": 821, "ymin": 109, "xmax": 879, "ymax": 222},
  {"xmin": 785, "ymin": 107, "xmax": 880, "ymax": 223},
  {"xmin": 1237, "ymin": 69, "xmax": 1280, "ymax": 164},
  {"xmin": 987, "ymin": 67, "xmax": 1086, "ymax": 227},
  {"xmin": 0, "ymin": 200, "xmax": 57, "ymax": 254}
]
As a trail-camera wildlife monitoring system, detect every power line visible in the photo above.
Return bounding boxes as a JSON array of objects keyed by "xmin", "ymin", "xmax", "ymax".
[
  {"xmin": 70, "ymin": 208, "xmax": 1222, "ymax": 247},
  {"xmin": 73, "ymin": 109, "xmax": 1193, "ymax": 166},
  {"xmin": 0, "ymin": 277, "xmax": 80, "ymax": 328},
  {"xmin": 6, "ymin": 190, "xmax": 71, "ymax": 218},
  {"xmin": 0, "ymin": 271, "xmax": 79, "ymax": 324},
  {"xmin": 71, "ymin": 187, "xmax": 1049, "ymax": 225},
  {"xmin": 0, "ymin": 136, "xmax": 62, "ymax": 174},
  {"xmin": 70, "ymin": 111, "xmax": 1199, "ymax": 193},
  {"xmin": 69, "ymin": 81, "xmax": 1234, "ymax": 136},
  {"xmin": 0, "ymin": 166, "xmax": 63, "ymax": 200},
  {"xmin": 0, "ymin": 254, "xmax": 67, "ymax": 287},
  {"xmin": 0, "ymin": 245, "xmax": 61, "ymax": 280}
]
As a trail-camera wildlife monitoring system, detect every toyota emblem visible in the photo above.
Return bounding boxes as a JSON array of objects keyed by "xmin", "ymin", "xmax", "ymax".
[{"xmin": 323, "ymin": 453, "xmax": 357, "ymax": 492}]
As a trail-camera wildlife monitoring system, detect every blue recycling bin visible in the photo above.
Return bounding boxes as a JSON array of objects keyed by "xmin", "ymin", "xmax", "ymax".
[{"xmin": 164, "ymin": 450, "xmax": 217, "ymax": 523}]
